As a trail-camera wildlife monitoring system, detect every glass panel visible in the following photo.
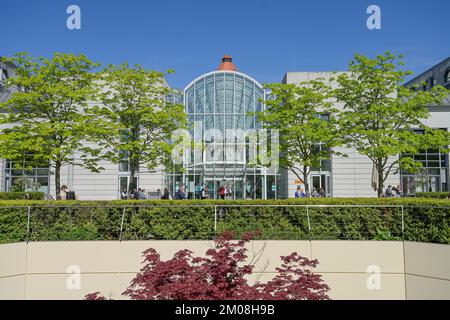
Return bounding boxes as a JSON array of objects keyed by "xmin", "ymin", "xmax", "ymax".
[
  {"xmin": 205, "ymin": 76, "xmax": 214, "ymax": 113},
  {"xmin": 255, "ymin": 87, "xmax": 263, "ymax": 113},
  {"xmin": 233, "ymin": 179, "xmax": 243, "ymax": 200},
  {"xmin": 245, "ymin": 79, "xmax": 255, "ymax": 113},
  {"xmin": 235, "ymin": 75, "xmax": 245, "ymax": 114},
  {"xmin": 402, "ymin": 176, "xmax": 412, "ymax": 195},
  {"xmin": 321, "ymin": 159, "xmax": 331, "ymax": 172},
  {"xmin": 326, "ymin": 175, "xmax": 331, "ymax": 196},
  {"xmin": 187, "ymin": 86, "xmax": 195, "ymax": 113},
  {"xmin": 246, "ymin": 115, "xmax": 254, "ymax": 130},
  {"xmin": 225, "ymin": 73, "xmax": 234, "ymax": 114},
  {"xmin": 36, "ymin": 169, "xmax": 49, "ymax": 176},
  {"xmin": 119, "ymin": 160, "xmax": 129, "ymax": 172},
  {"xmin": 427, "ymin": 154, "xmax": 440, "ymax": 161},
  {"xmin": 266, "ymin": 175, "xmax": 276, "ymax": 199},
  {"xmin": 215, "ymin": 74, "xmax": 225, "ymax": 113},
  {"xmin": 255, "ymin": 175, "xmax": 263, "ymax": 199},
  {"xmin": 245, "ymin": 174, "xmax": 255, "ymax": 199},
  {"xmin": 427, "ymin": 161, "xmax": 440, "ymax": 168},
  {"xmin": 312, "ymin": 176, "xmax": 320, "ymax": 191},
  {"xmin": 194, "ymin": 80, "xmax": 204, "ymax": 113},
  {"xmin": 430, "ymin": 176, "xmax": 440, "ymax": 192}
]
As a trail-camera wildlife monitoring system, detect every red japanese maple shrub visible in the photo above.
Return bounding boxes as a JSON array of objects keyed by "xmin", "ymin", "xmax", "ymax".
[{"xmin": 85, "ymin": 231, "xmax": 330, "ymax": 300}]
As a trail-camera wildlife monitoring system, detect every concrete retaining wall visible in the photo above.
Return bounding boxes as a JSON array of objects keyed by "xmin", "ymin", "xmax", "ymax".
[{"xmin": 0, "ymin": 241, "xmax": 448, "ymax": 300}]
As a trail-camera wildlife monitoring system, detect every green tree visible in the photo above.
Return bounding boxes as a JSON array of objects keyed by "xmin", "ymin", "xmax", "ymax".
[
  {"xmin": 335, "ymin": 52, "xmax": 450, "ymax": 197},
  {"xmin": 259, "ymin": 79, "xmax": 344, "ymax": 197},
  {"xmin": 0, "ymin": 52, "xmax": 103, "ymax": 199},
  {"xmin": 95, "ymin": 63, "xmax": 186, "ymax": 196}
]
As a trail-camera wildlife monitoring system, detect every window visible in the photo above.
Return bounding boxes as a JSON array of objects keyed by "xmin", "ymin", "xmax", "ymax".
[
  {"xmin": 4, "ymin": 156, "xmax": 50, "ymax": 193},
  {"xmin": 400, "ymin": 129, "xmax": 448, "ymax": 194},
  {"xmin": 427, "ymin": 77, "xmax": 435, "ymax": 90},
  {"xmin": 445, "ymin": 69, "xmax": 450, "ymax": 83},
  {"xmin": 0, "ymin": 68, "xmax": 8, "ymax": 93},
  {"xmin": 311, "ymin": 113, "xmax": 332, "ymax": 172},
  {"xmin": 119, "ymin": 150, "xmax": 139, "ymax": 172}
]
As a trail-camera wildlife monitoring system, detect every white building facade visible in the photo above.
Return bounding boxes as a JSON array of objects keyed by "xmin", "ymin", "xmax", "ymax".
[{"xmin": 0, "ymin": 56, "xmax": 449, "ymax": 199}]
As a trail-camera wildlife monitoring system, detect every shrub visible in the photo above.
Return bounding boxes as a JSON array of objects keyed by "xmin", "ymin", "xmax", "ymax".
[
  {"xmin": 415, "ymin": 192, "xmax": 449, "ymax": 199},
  {"xmin": 86, "ymin": 231, "xmax": 331, "ymax": 300},
  {"xmin": 0, "ymin": 192, "xmax": 44, "ymax": 200},
  {"xmin": 0, "ymin": 198, "xmax": 448, "ymax": 244}
]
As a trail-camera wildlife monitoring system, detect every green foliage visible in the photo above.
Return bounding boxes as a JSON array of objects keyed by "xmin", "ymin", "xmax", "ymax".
[
  {"xmin": 335, "ymin": 52, "xmax": 450, "ymax": 197},
  {"xmin": 0, "ymin": 52, "xmax": 105, "ymax": 197},
  {"xmin": 9, "ymin": 175, "xmax": 41, "ymax": 192},
  {"xmin": 0, "ymin": 198, "xmax": 448, "ymax": 244},
  {"xmin": 415, "ymin": 192, "xmax": 449, "ymax": 199},
  {"xmin": 0, "ymin": 192, "xmax": 44, "ymax": 200},
  {"xmin": 260, "ymin": 79, "xmax": 344, "ymax": 195},
  {"xmin": 374, "ymin": 228, "xmax": 402, "ymax": 241},
  {"xmin": 94, "ymin": 63, "xmax": 186, "ymax": 192}
]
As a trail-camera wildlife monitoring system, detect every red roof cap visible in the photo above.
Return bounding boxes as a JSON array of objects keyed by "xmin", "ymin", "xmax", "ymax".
[{"xmin": 218, "ymin": 55, "xmax": 237, "ymax": 71}]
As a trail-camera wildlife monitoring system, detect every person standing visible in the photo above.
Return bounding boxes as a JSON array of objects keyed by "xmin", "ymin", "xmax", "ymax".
[
  {"xmin": 139, "ymin": 188, "xmax": 147, "ymax": 200},
  {"xmin": 174, "ymin": 185, "xmax": 186, "ymax": 200},
  {"xmin": 319, "ymin": 187, "xmax": 326, "ymax": 198},
  {"xmin": 60, "ymin": 185, "xmax": 68, "ymax": 200},
  {"xmin": 161, "ymin": 188, "xmax": 171, "ymax": 200},
  {"xmin": 132, "ymin": 188, "xmax": 140, "ymax": 200},
  {"xmin": 218, "ymin": 186, "xmax": 225, "ymax": 200},
  {"xmin": 385, "ymin": 185, "xmax": 393, "ymax": 197},
  {"xmin": 295, "ymin": 187, "xmax": 305, "ymax": 198},
  {"xmin": 120, "ymin": 188, "xmax": 128, "ymax": 200},
  {"xmin": 201, "ymin": 185, "xmax": 210, "ymax": 199},
  {"xmin": 225, "ymin": 184, "xmax": 232, "ymax": 200},
  {"xmin": 195, "ymin": 183, "xmax": 203, "ymax": 199}
]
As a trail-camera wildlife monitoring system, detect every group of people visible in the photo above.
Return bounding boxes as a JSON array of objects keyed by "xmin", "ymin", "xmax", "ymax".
[
  {"xmin": 217, "ymin": 184, "xmax": 232, "ymax": 200},
  {"xmin": 162, "ymin": 185, "xmax": 210, "ymax": 200},
  {"xmin": 384, "ymin": 185, "xmax": 402, "ymax": 198},
  {"xmin": 121, "ymin": 187, "xmax": 147, "ymax": 200},
  {"xmin": 162, "ymin": 184, "xmax": 235, "ymax": 200},
  {"xmin": 295, "ymin": 187, "xmax": 326, "ymax": 198}
]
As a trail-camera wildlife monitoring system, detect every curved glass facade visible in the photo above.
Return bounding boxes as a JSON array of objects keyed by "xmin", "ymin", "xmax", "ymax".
[{"xmin": 166, "ymin": 71, "xmax": 283, "ymax": 199}]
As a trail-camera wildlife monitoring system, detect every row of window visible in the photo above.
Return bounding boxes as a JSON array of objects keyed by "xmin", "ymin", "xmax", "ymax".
[
  {"xmin": 418, "ymin": 69, "xmax": 450, "ymax": 91},
  {"xmin": 0, "ymin": 68, "xmax": 9, "ymax": 93}
]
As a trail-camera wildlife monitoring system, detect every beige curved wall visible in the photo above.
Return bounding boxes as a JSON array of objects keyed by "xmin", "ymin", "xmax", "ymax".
[{"xmin": 0, "ymin": 241, "xmax": 448, "ymax": 300}]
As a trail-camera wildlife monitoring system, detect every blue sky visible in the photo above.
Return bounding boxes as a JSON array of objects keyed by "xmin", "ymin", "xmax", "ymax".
[{"xmin": 1, "ymin": 0, "xmax": 449, "ymax": 89}]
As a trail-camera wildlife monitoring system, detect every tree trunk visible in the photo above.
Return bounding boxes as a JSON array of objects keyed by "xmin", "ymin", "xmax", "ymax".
[
  {"xmin": 128, "ymin": 153, "xmax": 137, "ymax": 199},
  {"xmin": 128, "ymin": 168, "xmax": 135, "ymax": 199},
  {"xmin": 55, "ymin": 163, "xmax": 61, "ymax": 200},
  {"xmin": 303, "ymin": 165, "xmax": 310, "ymax": 197},
  {"xmin": 377, "ymin": 165, "xmax": 384, "ymax": 198}
]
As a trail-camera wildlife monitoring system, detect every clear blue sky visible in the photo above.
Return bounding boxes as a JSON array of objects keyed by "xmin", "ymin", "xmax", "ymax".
[{"xmin": 1, "ymin": 0, "xmax": 449, "ymax": 89}]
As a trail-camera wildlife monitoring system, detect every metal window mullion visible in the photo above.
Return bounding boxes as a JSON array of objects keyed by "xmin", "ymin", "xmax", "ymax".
[
  {"xmin": 213, "ymin": 73, "xmax": 216, "ymax": 181},
  {"xmin": 223, "ymin": 73, "xmax": 226, "ymax": 177}
]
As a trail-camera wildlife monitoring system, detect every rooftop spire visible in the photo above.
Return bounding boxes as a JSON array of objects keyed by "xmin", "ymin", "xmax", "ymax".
[{"xmin": 218, "ymin": 55, "xmax": 237, "ymax": 71}]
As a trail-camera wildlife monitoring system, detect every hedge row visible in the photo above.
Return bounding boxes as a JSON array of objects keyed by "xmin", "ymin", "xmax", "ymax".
[
  {"xmin": 0, "ymin": 192, "xmax": 44, "ymax": 200},
  {"xmin": 415, "ymin": 192, "xmax": 449, "ymax": 199},
  {"xmin": 0, "ymin": 198, "xmax": 448, "ymax": 244}
]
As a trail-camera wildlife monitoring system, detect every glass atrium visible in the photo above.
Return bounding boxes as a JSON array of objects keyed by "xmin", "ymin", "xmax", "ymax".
[{"xmin": 166, "ymin": 56, "xmax": 283, "ymax": 199}]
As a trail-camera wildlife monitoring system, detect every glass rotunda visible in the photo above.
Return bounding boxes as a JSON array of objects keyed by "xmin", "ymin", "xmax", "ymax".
[{"xmin": 166, "ymin": 55, "xmax": 284, "ymax": 199}]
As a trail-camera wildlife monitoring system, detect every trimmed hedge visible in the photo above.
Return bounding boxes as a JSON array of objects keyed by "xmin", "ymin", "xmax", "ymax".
[
  {"xmin": 416, "ymin": 192, "xmax": 449, "ymax": 199},
  {"xmin": 0, "ymin": 198, "xmax": 448, "ymax": 244},
  {"xmin": 0, "ymin": 192, "xmax": 44, "ymax": 200}
]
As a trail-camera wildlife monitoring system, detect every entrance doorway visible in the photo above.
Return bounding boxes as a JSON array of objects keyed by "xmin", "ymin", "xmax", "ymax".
[
  {"xmin": 204, "ymin": 178, "xmax": 243, "ymax": 200},
  {"xmin": 119, "ymin": 176, "xmax": 138, "ymax": 199},
  {"xmin": 311, "ymin": 174, "xmax": 331, "ymax": 197}
]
